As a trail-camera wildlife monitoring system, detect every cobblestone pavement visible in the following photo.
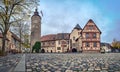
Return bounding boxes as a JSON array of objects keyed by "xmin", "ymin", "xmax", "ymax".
[
  {"xmin": 26, "ymin": 53, "xmax": 120, "ymax": 72},
  {"xmin": 0, "ymin": 54, "xmax": 23, "ymax": 72}
]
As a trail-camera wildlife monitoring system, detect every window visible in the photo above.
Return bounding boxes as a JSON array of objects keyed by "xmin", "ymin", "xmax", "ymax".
[
  {"xmin": 73, "ymin": 36, "xmax": 75, "ymax": 40},
  {"xmin": 93, "ymin": 42, "xmax": 97, "ymax": 47},
  {"xmin": 58, "ymin": 40, "xmax": 60, "ymax": 44},
  {"xmin": 89, "ymin": 25, "xmax": 93, "ymax": 30},
  {"xmin": 86, "ymin": 42, "xmax": 90, "ymax": 47},
  {"xmin": 93, "ymin": 33, "xmax": 96, "ymax": 38},
  {"xmin": 52, "ymin": 41, "xmax": 54, "ymax": 45},
  {"xmin": 43, "ymin": 42, "xmax": 45, "ymax": 45},
  {"xmin": 57, "ymin": 47, "xmax": 61, "ymax": 50},
  {"xmin": 86, "ymin": 33, "xmax": 89, "ymax": 38}
]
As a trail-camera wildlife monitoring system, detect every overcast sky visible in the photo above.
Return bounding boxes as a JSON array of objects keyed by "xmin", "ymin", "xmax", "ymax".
[{"xmin": 37, "ymin": 0, "xmax": 120, "ymax": 43}]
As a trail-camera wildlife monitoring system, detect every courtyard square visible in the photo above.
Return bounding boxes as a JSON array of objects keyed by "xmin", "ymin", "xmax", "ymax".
[{"xmin": 25, "ymin": 53, "xmax": 120, "ymax": 72}]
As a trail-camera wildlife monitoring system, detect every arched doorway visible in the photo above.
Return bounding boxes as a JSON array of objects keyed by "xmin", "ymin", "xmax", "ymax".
[
  {"xmin": 72, "ymin": 48, "xmax": 77, "ymax": 52},
  {"xmin": 51, "ymin": 50, "xmax": 53, "ymax": 53},
  {"xmin": 41, "ymin": 49, "xmax": 45, "ymax": 53}
]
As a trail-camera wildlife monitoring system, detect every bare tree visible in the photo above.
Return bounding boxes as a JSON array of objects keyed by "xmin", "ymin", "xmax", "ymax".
[{"xmin": 11, "ymin": 21, "xmax": 30, "ymax": 51}]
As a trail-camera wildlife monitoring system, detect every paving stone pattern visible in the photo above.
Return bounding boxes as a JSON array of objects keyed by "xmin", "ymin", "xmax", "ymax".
[
  {"xmin": 25, "ymin": 53, "xmax": 120, "ymax": 72},
  {"xmin": 0, "ymin": 54, "xmax": 23, "ymax": 72}
]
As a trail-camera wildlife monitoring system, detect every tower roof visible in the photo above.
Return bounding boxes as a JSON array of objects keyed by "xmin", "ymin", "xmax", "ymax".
[
  {"xmin": 74, "ymin": 24, "xmax": 82, "ymax": 30},
  {"xmin": 34, "ymin": 8, "xmax": 39, "ymax": 15},
  {"xmin": 32, "ymin": 8, "xmax": 41, "ymax": 19}
]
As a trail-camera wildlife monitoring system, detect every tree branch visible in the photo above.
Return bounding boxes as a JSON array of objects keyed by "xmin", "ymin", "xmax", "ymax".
[
  {"xmin": 0, "ymin": 23, "xmax": 4, "ymax": 34},
  {"xmin": 0, "ymin": 13, "xmax": 6, "ymax": 25},
  {"xmin": 0, "ymin": 6, "xmax": 6, "ymax": 13}
]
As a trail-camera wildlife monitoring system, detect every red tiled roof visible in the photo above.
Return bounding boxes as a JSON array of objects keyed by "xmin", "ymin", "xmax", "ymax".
[
  {"xmin": 40, "ymin": 34, "xmax": 56, "ymax": 41},
  {"xmin": 40, "ymin": 33, "xmax": 70, "ymax": 41}
]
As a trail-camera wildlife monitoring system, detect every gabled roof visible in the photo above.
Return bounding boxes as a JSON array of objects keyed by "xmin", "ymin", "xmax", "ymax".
[
  {"xmin": 74, "ymin": 24, "xmax": 82, "ymax": 30},
  {"xmin": 82, "ymin": 19, "xmax": 101, "ymax": 34},
  {"xmin": 101, "ymin": 42, "xmax": 112, "ymax": 48},
  {"xmin": 70, "ymin": 24, "xmax": 82, "ymax": 35}
]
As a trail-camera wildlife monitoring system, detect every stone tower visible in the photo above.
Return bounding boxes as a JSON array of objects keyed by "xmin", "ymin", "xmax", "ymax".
[{"xmin": 31, "ymin": 9, "xmax": 41, "ymax": 50}]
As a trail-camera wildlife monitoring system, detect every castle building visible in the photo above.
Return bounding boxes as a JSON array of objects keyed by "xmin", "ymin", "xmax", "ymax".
[
  {"xmin": 82, "ymin": 19, "xmax": 101, "ymax": 52},
  {"xmin": 40, "ymin": 19, "xmax": 101, "ymax": 53},
  {"xmin": 69, "ymin": 24, "xmax": 82, "ymax": 52},
  {"xmin": 55, "ymin": 33, "xmax": 69, "ymax": 53},
  {"xmin": 41, "ymin": 33, "xmax": 69, "ymax": 53},
  {"xmin": 69, "ymin": 19, "xmax": 101, "ymax": 52},
  {"xmin": 31, "ymin": 9, "xmax": 41, "ymax": 51},
  {"xmin": 41, "ymin": 34, "xmax": 56, "ymax": 53}
]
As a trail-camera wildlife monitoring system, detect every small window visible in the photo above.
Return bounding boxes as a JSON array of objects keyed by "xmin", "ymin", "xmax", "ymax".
[
  {"xmin": 89, "ymin": 25, "xmax": 93, "ymax": 30},
  {"xmin": 86, "ymin": 42, "xmax": 90, "ymax": 47},
  {"xmin": 93, "ymin": 33, "xmax": 96, "ymax": 38},
  {"xmin": 86, "ymin": 33, "xmax": 89, "ymax": 38},
  {"xmin": 57, "ymin": 47, "xmax": 61, "ymax": 50},
  {"xmin": 43, "ymin": 42, "xmax": 45, "ymax": 45},
  {"xmin": 73, "ymin": 36, "xmax": 75, "ymax": 40},
  {"xmin": 93, "ymin": 42, "xmax": 97, "ymax": 47}
]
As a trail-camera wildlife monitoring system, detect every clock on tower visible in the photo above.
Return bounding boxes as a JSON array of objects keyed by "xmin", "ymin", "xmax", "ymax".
[{"xmin": 31, "ymin": 9, "xmax": 41, "ymax": 51}]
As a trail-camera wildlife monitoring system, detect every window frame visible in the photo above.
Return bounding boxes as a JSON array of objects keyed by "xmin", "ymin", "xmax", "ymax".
[
  {"xmin": 86, "ymin": 33, "xmax": 89, "ymax": 38},
  {"xmin": 93, "ymin": 42, "xmax": 97, "ymax": 47},
  {"xmin": 86, "ymin": 42, "xmax": 90, "ymax": 47},
  {"xmin": 57, "ymin": 47, "xmax": 61, "ymax": 50},
  {"xmin": 93, "ymin": 33, "xmax": 96, "ymax": 38}
]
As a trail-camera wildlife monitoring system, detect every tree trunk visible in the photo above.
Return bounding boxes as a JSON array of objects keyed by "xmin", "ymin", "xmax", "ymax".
[{"xmin": 2, "ymin": 34, "xmax": 7, "ymax": 55}]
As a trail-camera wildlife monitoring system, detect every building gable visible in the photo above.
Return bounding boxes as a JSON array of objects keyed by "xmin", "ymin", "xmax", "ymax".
[{"xmin": 82, "ymin": 19, "xmax": 101, "ymax": 34}]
